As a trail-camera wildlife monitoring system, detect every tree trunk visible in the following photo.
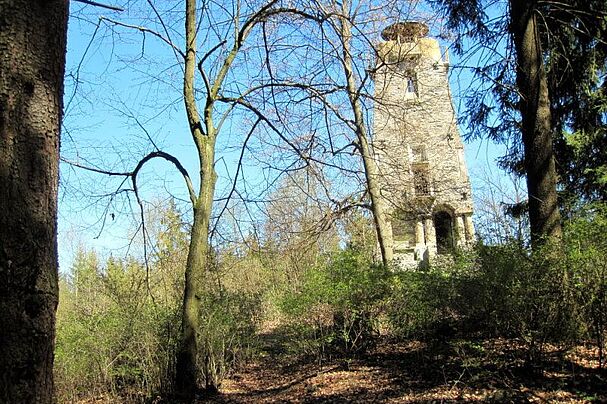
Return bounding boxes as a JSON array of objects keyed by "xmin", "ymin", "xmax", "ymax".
[
  {"xmin": 0, "ymin": 0, "xmax": 68, "ymax": 402},
  {"xmin": 509, "ymin": 0, "xmax": 562, "ymax": 244},
  {"xmin": 175, "ymin": 0, "xmax": 218, "ymax": 398},
  {"xmin": 338, "ymin": 9, "xmax": 394, "ymax": 267},
  {"xmin": 175, "ymin": 153, "xmax": 215, "ymax": 399},
  {"xmin": 359, "ymin": 131, "xmax": 395, "ymax": 266}
]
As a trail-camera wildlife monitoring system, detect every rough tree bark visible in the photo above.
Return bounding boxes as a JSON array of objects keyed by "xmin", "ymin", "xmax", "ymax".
[
  {"xmin": 0, "ymin": 0, "xmax": 68, "ymax": 402},
  {"xmin": 509, "ymin": 0, "xmax": 562, "ymax": 244}
]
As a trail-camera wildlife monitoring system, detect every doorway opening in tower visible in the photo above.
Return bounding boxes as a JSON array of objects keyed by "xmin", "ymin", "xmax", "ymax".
[{"xmin": 434, "ymin": 211, "xmax": 454, "ymax": 254}]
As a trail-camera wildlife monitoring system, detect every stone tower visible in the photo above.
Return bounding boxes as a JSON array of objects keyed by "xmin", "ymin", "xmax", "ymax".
[{"xmin": 372, "ymin": 22, "xmax": 474, "ymax": 268}]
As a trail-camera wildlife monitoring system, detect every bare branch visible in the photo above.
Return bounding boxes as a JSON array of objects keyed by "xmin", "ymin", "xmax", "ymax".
[
  {"xmin": 212, "ymin": 118, "xmax": 262, "ymax": 236},
  {"xmin": 62, "ymin": 150, "xmax": 198, "ymax": 206},
  {"xmin": 99, "ymin": 16, "xmax": 186, "ymax": 59},
  {"xmin": 73, "ymin": 0, "xmax": 124, "ymax": 12}
]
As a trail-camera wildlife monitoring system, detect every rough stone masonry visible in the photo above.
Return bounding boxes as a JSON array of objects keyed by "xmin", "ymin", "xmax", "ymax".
[{"xmin": 373, "ymin": 21, "xmax": 475, "ymax": 268}]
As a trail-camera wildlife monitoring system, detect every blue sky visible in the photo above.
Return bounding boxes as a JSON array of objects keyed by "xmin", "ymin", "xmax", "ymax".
[{"xmin": 58, "ymin": 0, "xmax": 513, "ymax": 272}]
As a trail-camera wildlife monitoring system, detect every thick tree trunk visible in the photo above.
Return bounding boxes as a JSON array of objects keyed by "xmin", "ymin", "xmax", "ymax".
[
  {"xmin": 0, "ymin": 0, "xmax": 68, "ymax": 402},
  {"xmin": 338, "ymin": 10, "xmax": 394, "ymax": 267},
  {"xmin": 509, "ymin": 0, "xmax": 562, "ymax": 244}
]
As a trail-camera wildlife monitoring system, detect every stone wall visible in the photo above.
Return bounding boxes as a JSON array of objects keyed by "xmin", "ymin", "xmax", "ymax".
[{"xmin": 372, "ymin": 28, "xmax": 475, "ymax": 268}]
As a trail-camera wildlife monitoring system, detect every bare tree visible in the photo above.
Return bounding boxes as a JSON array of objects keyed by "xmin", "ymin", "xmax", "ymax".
[
  {"xmin": 62, "ymin": 0, "xmax": 431, "ymax": 396},
  {"xmin": 334, "ymin": 0, "xmax": 395, "ymax": 266},
  {"xmin": 246, "ymin": 0, "xmax": 436, "ymax": 266},
  {"xmin": 62, "ymin": 0, "xmax": 325, "ymax": 398}
]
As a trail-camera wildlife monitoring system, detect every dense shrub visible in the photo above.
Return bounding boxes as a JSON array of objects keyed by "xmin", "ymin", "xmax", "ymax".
[
  {"xmin": 54, "ymin": 202, "xmax": 607, "ymax": 402},
  {"xmin": 55, "ymin": 249, "xmax": 262, "ymax": 401},
  {"xmin": 280, "ymin": 248, "xmax": 391, "ymax": 359},
  {"xmin": 197, "ymin": 289, "xmax": 262, "ymax": 391},
  {"xmin": 54, "ymin": 253, "xmax": 181, "ymax": 402},
  {"xmin": 563, "ymin": 203, "xmax": 607, "ymax": 368},
  {"xmin": 388, "ymin": 204, "xmax": 607, "ymax": 367},
  {"xmin": 388, "ymin": 260, "xmax": 467, "ymax": 339}
]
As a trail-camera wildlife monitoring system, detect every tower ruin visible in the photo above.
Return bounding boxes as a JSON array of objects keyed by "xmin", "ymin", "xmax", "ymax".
[{"xmin": 372, "ymin": 22, "xmax": 475, "ymax": 267}]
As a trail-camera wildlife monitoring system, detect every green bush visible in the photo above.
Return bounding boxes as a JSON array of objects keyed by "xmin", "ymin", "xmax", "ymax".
[
  {"xmin": 563, "ymin": 203, "xmax": 607, "ymax": 368},
  {"xmin": 386, "ymin": 202, "xmax": 607, "ymax": 367},
  {"xmin": 197, "ymin": 288, "xmax": 262, "ymax": 391},
  {"xmin": 472, "ymin": 241, "xmax": 582, "ymax": 364},
  {"xmin": 54, "ymin": 252, "xmax": 181, "ymax": 402},
  {"xmin": 388, "ymin": 242, "xmax": 583, "ymax": 364},
  {"xmin": 55, "ymin": 249, "xmax": 264, "ymax": 401},
  {"xmin": 280, "ymin": 248, "xmax": 391, "ymax": 359},
  {"xmin": 388, "ymin": 264, "xmax": 461, "ymax": 339}
]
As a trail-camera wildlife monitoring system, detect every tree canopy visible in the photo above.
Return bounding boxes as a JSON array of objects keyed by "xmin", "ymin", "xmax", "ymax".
[{"xmin": 432, "ymin": 0, "xmax": 607, "ymax": 203}]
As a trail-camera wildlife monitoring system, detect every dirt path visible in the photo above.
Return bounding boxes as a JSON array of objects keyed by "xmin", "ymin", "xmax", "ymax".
[{"xmin": 207, "ymin": 337, "xmax": 607, "ymax": 403}]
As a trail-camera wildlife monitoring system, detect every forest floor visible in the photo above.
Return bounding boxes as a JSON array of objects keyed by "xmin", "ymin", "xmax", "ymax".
[{"xmin": 206, "ymin": 330, "xmax": 607, "ymax": 403}]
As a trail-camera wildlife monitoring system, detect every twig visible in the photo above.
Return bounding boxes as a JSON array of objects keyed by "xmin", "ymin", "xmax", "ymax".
[{"xmin": 73, "ymin": 0, "xmax": 124, "ymax": 12}]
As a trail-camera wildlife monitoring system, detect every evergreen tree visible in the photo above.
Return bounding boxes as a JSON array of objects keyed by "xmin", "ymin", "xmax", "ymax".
[
  {"xmin": 544, "ymin": 0, "xmax": 607, "ymax": 201},
  {"xmin": 431, "ymin": 0, "xmax": 606, "ymax": 240}
]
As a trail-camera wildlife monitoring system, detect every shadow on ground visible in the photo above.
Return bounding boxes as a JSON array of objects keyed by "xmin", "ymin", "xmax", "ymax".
[{"xmin": 203, "ymin": 328, "xmax": 607, "ymax": 403}]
